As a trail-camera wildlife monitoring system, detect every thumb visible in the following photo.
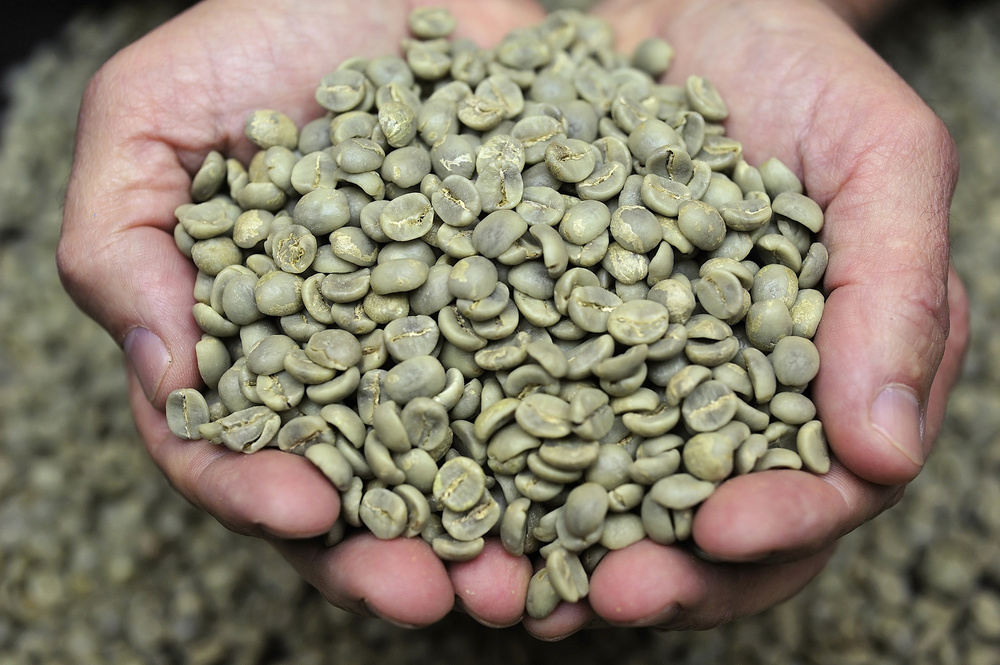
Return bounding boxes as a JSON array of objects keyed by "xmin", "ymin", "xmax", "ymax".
[
  {"xmin": 58, "ymin": 70, "xmax": 202, "ymax": 409},
  {"xmin": 809, "ymin": 103, "xmax": 958, "ymax": 487}
]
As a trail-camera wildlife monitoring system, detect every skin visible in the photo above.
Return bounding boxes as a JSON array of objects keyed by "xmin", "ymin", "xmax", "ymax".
[{"xmin": 58, "ymin": 0, "xmax": 969, "ymax": 640}]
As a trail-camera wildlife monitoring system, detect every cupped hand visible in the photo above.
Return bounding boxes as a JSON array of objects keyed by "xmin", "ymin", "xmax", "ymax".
[
  {"xmin": 58, "ymin": 0, "xmax": 970, "ymax": 639},
  {"xmin": 58, "ymin": 0, "xmax": 547, "ymax": 628},
  {"xmin": 510, "ymin": 0, "xmax": 968, "ymax": 638}
]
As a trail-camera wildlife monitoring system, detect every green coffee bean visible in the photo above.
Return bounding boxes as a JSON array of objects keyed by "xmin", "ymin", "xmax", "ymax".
[
  {"xmin": 363, "ymin": 431, "xmax": 406, "ymax": 485},
  {"xmin": 442, "ymin": 493, "xmax": 501, "ymax": 541},
  {"xmin": 471, "ymin": 210, "xmax": 527, "ymax": 258},
  {"xmin": 681, "ymin": 379, "xmax": 739, "ymax": 432},
  {"xmin": 685, "ymin": 75, "xmax": 728, "ymax": 122},
  {"xmin": 515, "ymin": 393, "xmax": 571, "ymax": 439},
  {"xmin": 393, "ymin": 448, "xmax": 438, "ymax": 493},
  {"xmin": 606, "ymin": 299, "xmax": 670, "ymax": 346},
  {"xmin": 544, "ymin": 137, "xmax": 597, "ymax": 183},
  {"xmin": 631, "ymin": 36, "xmax": 673, "ymax": 76},
  {"xmin": 755, "ymin": 447, "xmax": 804, "ymax": 472},
  {"xmin": 389, "ymin": 484, "xmax": 429, "ymax": 539},
  {"xmin": 384, "ymin": 356, "xmax": 447, "ymax": 404},
  {"xmin": 254, "ymin": 270, "xmax": 304, "ymax": 317},
  {"xmin": 499, "ymin": 496, "xmax": 531, "ymax": 557},
  {"xmin": 609, "ymin": 205, "xmax": 661, "ymax": 253},
  {"xmin": 448, "ymin": 255, "xmax": 499, "ymax": 301},
  {"xmin": 526, "ymin": 568, "xmax": 561, "ymax": 619},
  {"xmin": 401, "ymin": 397, "xmax": 452, "ymax": 460},
  {"xmin": 566, "ymin": 285, "xmax": 622, "ymax": 333},
  {"xmin": 772, "ymin": 191, "xmax": 824, "ymax": 233},
  {"xmin": 771, "ymin": 336, "xmax": 821, "ymax": 387},
  {"xmin": 408, "ymin": 6, "xmax": 455, "ymax": 39},
  {"xmin": 209, "ymin": 405, "xmax": 282, "ymax": 454},
  {"xmin": 360, "ymin": 488, "xmax": 409, "ymax": 539},
  {"xmin": 599, "ymin": 513, "xmax": 645, "ymax": 550},
  {"xmin": 798, "ymin": 242, "xmax": 829, "ymax": 290},
  {"xmin": 746, "ymin": 299, "xmax": 794, "ymax": 353},
  {"xmin": 796, "ymin": 420, "xmax": 830, "ymax": 474},
  {"xmin": 649, "ymin": 472, "xmax": 715, "ymax": 510},
  {"xmin": 277, "ymin": 415, "xmax": 334, "ymax": 454},
  {"xmin": 319, "ymin": 269, "xmax": 371, "ymax": 304},
  {"xmin": 430, "ymin": 134, "xmax": 476, "ymax": 180},
  {"xmin": 379, "ymin": 315, "xmax": 438, "ymax": 362},
  {"xmin": 537, "ymin": 438, "xmax": 601, "ymax": 472},
  {"xmin": 641, "ymin": 173, "xmax": 691, "ymax": 218},
  {"xmin": 628, "ymin": 449, "xmax": 681, "ymax": 484},
  {"xmin": 380, "ymin": 192, "xmax": 434, "ymax": 241},
  {"xmin": 245, "ymin": 109, "xmax": 298, "ymax": 150},
  {"xmin": 628, "ymin": 118, "xmax": 681, "ymax": 164},
  {"xmin": 304, "ymin": 329, "xmax": 362, "ymax": 371},
  {"xmin": 770, "ymin": 391, "xmax": 817, "ymax": 425},
  {"xmin": 607, "ymin": 482, "xmax": 645, "ymax": 513},
  {"xmin": 682, "ymin": 431, "xmax": 734, "ymax": 481},
  {"xmin": 433, "ymin": 456, "xmax": 487, "ymax": 512},
  {"xmin": 166, "ymin": 389, "xmax": 211, "ymax": 440},
  {"xmin": 305, "ymin": 442, "xmax": 355, "ymax": 491},
  {"xmin": 641, "ymin": 492, "xmax": 676, "ymax": 545},
  {"xmin": 431, "ymin": 175, "xmax": 482, "ymax": 227},
  {"xmin": 370, "ymin": 400, "xmax": 409, "ymax": 454},
  {"xmin": 369, "ymin": 258, "xmax": 429, "ymax": 295},
  {"xmin": 166, "ymin": 8, "xmax": 835, "ymax": 618}
]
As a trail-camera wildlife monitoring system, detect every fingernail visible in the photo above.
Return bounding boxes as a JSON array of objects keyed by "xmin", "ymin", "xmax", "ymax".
[
  {"xmin": 361, "ymin": 599, "xmax": 420, "ymax": 629},
  {"xmin": 123, "ymin": 327, "xmax": 171, "ymax": 402},
  {"xmin": 624, "ymin": 602, "xmax": 679, "ymax": 628},
  {"xmin": 871, "ymin": 384, "xmax": 924, "ymax": 468}
]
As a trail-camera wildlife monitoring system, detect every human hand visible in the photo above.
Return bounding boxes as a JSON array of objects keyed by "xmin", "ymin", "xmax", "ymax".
[
  {"xmin": 58, "ymin": 0, "xmax": 970, "ymax": 639},
  {"xmin": 57, "ymin": 0, "xmax": 549, "ymax": 628},
  {"xmin": 507, "ymin": 0, "xmax": 968, "ymax": 638}
]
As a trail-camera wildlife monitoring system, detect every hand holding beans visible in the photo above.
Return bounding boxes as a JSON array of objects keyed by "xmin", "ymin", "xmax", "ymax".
[{"xmin": 58, "ymin": 0, "xmax": 968, "ymax": 640}]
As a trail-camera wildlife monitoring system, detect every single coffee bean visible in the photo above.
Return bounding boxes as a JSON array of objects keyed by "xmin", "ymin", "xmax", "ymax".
[{"xmin": 360, "ymin": 488, "xmax": 409, "ymax": 539}]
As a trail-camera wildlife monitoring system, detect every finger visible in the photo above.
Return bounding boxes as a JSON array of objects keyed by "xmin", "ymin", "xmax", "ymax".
[
  {"xmin": 274, "ymin": 532, "xmax": 455, "ymax": 627},
  {"xmin": 129, "ymin": 368, "xmax": 342, "ymax": 539},
  {"xmin": 810, "ymin": 102, "xmax": 957, "ymax": 486},
  {"xmin": 522, "ymin": 598, "xmax": 596, "ymax": 641},
  {"xmin": 588, "ymin": 539, "xmax": 834, "ymax": 629},
  {"xmin": 447, "ymin": 539, "xmax": 533, "ymax": 628},
  {"xmin": 923, "ymin": 264, "xmax": 970, "ymax": 445},
  {"xmin": 690, "ymin": 460, "xmax": 896, "ymax": 563}
]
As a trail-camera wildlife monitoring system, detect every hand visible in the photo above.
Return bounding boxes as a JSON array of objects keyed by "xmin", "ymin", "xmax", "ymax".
[
  {"xmin": 57, "ymin": 0, "xmax": 548, "ymax": 628},
  {"xmin": 57, "ymin": 0, "xmax": 970, "ymax": 639},
  {"xmin": 513, "ymin": 0, "xmax": 966, "ymax": 638}
]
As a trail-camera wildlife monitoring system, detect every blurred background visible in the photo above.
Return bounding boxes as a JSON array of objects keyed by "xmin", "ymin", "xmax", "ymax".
[{"xmin": 1, "ymin": 1, "xmax": 998, "ymax": 663}]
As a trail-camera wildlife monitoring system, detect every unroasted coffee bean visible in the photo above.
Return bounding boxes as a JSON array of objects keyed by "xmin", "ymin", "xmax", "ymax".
[
  {"xmin": 360, "ymin": 488, "xmax": 409, "ymax": 539},
  {"xmin": 384, "ymin": 356, "xmax": 447, "ymax": 404},
  {"xmin": 442, "ymin": 493, "xmax": 502, "ymax": 541},
  {"xmin": 166, "ymin": 389, "xmax": 211, "ymax": 440},
  {"xmin": 771, "ymin": 336, "xmax": 821, "ymax": 387},
  {"xmin": 797, "ymin": 419, "xmax": 830, "ymax": 473},
  {"xmin": 649, "ymin": 472, "xmax": 715, "ymax": 510},
  {"xmin": 164, "ymin": 6, "xmax": 834, "ymax": 624},
  {"xmin": 433, "ymin": 456, "xmax": 487, "ymax": 512}
]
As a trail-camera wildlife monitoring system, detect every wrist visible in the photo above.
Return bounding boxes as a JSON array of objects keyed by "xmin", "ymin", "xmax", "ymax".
[{"xmin": 817, "ymin": 0, "xmax": 906, "ymax": 31}]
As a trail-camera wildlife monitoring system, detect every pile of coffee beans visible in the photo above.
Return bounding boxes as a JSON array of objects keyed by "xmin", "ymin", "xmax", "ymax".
[{"xmin": 165, "ymin": 6, "xmax": 830, "ymax": 619}]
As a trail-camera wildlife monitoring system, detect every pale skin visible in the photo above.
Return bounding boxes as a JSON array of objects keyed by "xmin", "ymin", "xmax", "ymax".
[{"xmin": 58, "ymin": 0, "xmax": 969, "ymax": 640}]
